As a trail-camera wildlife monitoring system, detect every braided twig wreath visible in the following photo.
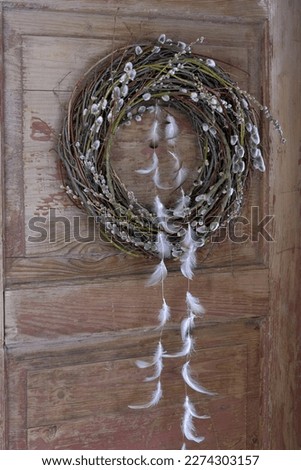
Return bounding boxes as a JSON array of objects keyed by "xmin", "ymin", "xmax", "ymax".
[
  {"xmin": 58, "ymin": 35, "xmax": 284, "ymax": 448},
  {"xmin": 59, "ymin": 35, "xmax": 283, "ymax": 260}
]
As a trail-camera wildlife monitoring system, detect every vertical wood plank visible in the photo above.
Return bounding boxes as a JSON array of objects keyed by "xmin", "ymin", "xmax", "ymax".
[
  {"xmin": 263, "ymin": 0, "xmax": 301, "ymax": 450},
  {"xmin": 0, "ymin": 2, "xmax": 6, "ymax": 450}
]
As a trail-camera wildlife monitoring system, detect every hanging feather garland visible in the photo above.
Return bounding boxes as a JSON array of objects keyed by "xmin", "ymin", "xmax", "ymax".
[{"xmin": 59, "ymin": 33, "xmax": 285, "ymax": 449}]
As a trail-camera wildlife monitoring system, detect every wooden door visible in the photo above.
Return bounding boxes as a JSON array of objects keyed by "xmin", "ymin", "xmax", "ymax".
[{"xmin": 0, "ymin": 0, "xmax": 300, "ymax": 450}]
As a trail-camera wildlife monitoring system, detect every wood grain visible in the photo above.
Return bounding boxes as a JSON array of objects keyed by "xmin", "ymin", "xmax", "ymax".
[
  {"xmin": 0, "ymin": 2, "xmax": 6, "ymax": 450},
  {"xmin": 262, "ymin": 0, "xmax": 301, "ymax": 450},
  {"xmin": 5, "ymin": 267, "xmax": 268, "ymax": 344},
  {"xmin": 6, "ymin": 318, "xmax": 260, "ymax": 449},
  {"xmin": 1, "ymin": 0, "xmax": 269, "ymax": 20}
]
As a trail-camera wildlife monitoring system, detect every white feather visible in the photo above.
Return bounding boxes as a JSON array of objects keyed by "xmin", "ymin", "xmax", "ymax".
[
  {"xmin": 182, "ymin": 405, "xmax": 205, "ymax": 443},
  {"xmin": 158, "ymin": 299, "xmax": 171, "ymax": 328},
  {"xmin": 165, "ymin": 114, "xmax": 179, "ymax": 146},
  {"xmin": 154, "ymin": 195, "xmax": 168, "ymax": 220},
  {"xmin": 183, "ymin": 225, "xmax": 194, "ymax": 247},
  {"xmin": 147, "ymin": 259, "xmax": 168, "ymax": 286},
  {"xmin": 184, "ymin": 395, "xmax": 210, "ymax": 420},
  {"xmin": 173, "ymin": 189, "xmax": 190, "ymax": 217},
  {"xmin": 186, "ymin": 292, "xmax": 205, "ymax": 315},
  {"xmin": 136, "ymin": 341, "xmax": 163, "ymax": 369},
  {"xmin": 136, "ymin": 151, "xmax": 158, "ymax": 174},
  {"xmin": 181, "ymin": 313, "xmax": 195, "ymax": 341},
  {"xmin": 128, "ymin": 380, "xmax": 162, "ymax": 409},
  {"xmin": 163, "ymin": 334, "xmax": 194, "ymax": 358},
  {"xmin": 149, "ymin": 119, "xmax": 160, "ymax": 148},
  {"xmin": 181, "ymin": 443, "xmax": 186, "ymax": 450},
  {"xmin": 156, "ymin": 232, "xmax": 171, "ymax": 259},
  {"xmin": 168, "ymin": 150, "xmax": 181, "ymax": 171},
  {"xmin": 180, "ymin": 245, "xmax": 197, "ymax": 280},
  {"xmin": 175, "ymin": 166, "xmax": 188, "ymax": 187},
  {"xmin": 182, "ymin": 361, "xmax": 215, "ymax": 396},
  {"xmin": 153, "ymin": 167, "xmax": 171, "ymax": 190},
  {"xmin": 144, "ymin": 356, "xmax": 163, "ymax": 382}
]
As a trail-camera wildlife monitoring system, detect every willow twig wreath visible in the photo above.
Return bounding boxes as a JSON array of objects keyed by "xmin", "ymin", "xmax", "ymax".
[{"xmin": 58, "ymin": 35, "xmax": 284, "ymax": 448}]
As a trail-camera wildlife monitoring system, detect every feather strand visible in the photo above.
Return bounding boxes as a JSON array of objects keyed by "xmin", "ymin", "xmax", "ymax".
[
  {"xmin": 154, "ymin": 195, "xmax": 168, "ymax": 220},
  {"xmin": 128, "ymin": 380, "xmax": 162, "ymax": 409},
  {"xmin": 182, "ymin": 404, "xmax": 205, "ymax": 443},
  {"xmin": 182, "ymin": 361, "xmax": 215, "ymax": 396},
  {"xmin": 175, "ymin": 166, "xmax": 188, "ymax": 187},
  {"xmin": 186, "ymin": 292, "xmax": 205, "ymax": 315},
  {"xmin": 184, "ymin": 395, "xmax": 210, "ymax": 420},
  {"xmin": 149, "ymin": 119, "xmax": 160, "ymax": 148},
  {"xmin": 165, "ymin": 114, "xmax": 179, "ymax": 146},
  {"xmin": 173, "ymin": 189, "xmax": 190, "ymax": 217},
  {"xmin": 136, "ymin": 151, "xmax": 158, "ymax": 174},
  {"xmin": 163, "ymin": 334, "xmax": 194, "ymax": 358},
  {"xmin": 180, "ymin": 246, "xmax": 197, "ymax": 280},
  {"xmin": 183, "ymin": 225, "xmax": 194, "ymax": 247},
  {"xmin": 168, "ymin": 150, "xmax": 181, "ymax": 171},
  {"xmin": 158, "ymin": 299, "xmax": 171, "ymax": 328},
  {"xmin": 135, "ymin": 341, "xmax": 163, "ymax": 369},
  {"xmin": 147, "ymin": 259, "xmax": 168, "ymax": 286},
  {"xmin": 153, "ymin": 167, "xmax": 172, "ymax": 190},
  {"xmin": 181, "ymin": 313, "xmax": 195, "ymax": 341},
  {"xmin": 144, "ymin": 357, "xmax": 163, "ymax": 382},
  {"xmin": 156, "ymin": 232, "xmax": 171, "ymax": 259}
]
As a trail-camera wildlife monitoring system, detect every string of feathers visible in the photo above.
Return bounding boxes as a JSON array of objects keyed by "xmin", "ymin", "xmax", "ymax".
[{"xmin": 130, "ymin": 106, "xmax": 214, "ymax": 447}]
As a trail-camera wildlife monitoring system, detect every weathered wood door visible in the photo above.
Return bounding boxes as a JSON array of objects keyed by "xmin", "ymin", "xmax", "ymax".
[{"xmin": 0, "ymin": 0, "xmax": 300, "ymax": 450}]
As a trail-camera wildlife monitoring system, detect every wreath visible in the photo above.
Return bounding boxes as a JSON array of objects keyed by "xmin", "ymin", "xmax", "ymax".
[{"xmin": 58, "ymin": 35, "xmax": 284, "ymax": 448}]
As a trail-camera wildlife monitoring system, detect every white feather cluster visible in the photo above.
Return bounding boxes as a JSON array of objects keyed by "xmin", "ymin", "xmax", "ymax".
[
  {"xmin": 129, "ymin": 342, "xmax": 164, "ymax": 409},
  {"xmin": 182, "ymin": 395, "xmax": 210, "ymax": 443},
  {"xmin": 180, "ymin": 225, "xmax": 198, "ymax": 279}
]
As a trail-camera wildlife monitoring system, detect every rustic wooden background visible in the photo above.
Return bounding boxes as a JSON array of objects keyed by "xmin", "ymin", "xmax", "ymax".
[{"xmin": 0, "ymin": 0, "xmax": 300, "ymax": 449}]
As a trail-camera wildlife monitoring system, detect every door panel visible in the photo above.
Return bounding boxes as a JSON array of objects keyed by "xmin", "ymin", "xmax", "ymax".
[
  {"xmin": 0, "ymin": 0, "xmax": 300, "ymax": 450},
  {"xmin": 7, "ymin": 320, "xmax": 260, "ymax": 450}
]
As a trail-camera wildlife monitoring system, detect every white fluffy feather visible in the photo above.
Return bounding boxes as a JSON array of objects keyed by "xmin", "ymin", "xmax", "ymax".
[
  {"xmin": 153, "ymin": 167, "xmax": 171, "ymax": 190},
  {"xmin": 175, "ymin": 166, "xmax": 188, "ymax": 187},
  {"xmin": 158, "ymin": 299, "xmax": 171, "ymax": 328},
  {"xmin": 180, "ymin": 245, "xmax": 197, "ymax": 280},
  {"xmin": 182, "ymin": 396, "xmax": 208, "ymax": 443},
  {"xmin": 149, "ymin": 119, "xmax": 160, "ymax": 148},
  {"xmin": 186, "ymin": 292, "xmax": 205, "ymax": 315},
  {"xmin": 128, "ymin": 380, "xmax": 162, "ymax": 409},
  {"xmin": 168, "ymin": 150, "xmax": 181, "ymax": 171},
  {"xmin": 136, "ymin": 151, "xmax": 158, "ymax": 174},
  {"xmin": 154, "ymin": 195, "xmax": 168, "ymax": 220},
  {"xmin": 156, "ymin": 232, "xmax": 171, "ymax": 259},
  {"xmin": 182, "ymin": 361, "xmax": 215, "ymax": 396},
  {"xmin": 163, "ymin": 334, "xmax": 194, "ymax": 358},
  {"xmin": 165, "ymin": 114, "xmax": 179, "ymax": 146},
  {"xmin": 181, "ymin": 313, "xmax": 195, "ymax": 341},
  {"xmin": 147, "ymin": 259, "xmax": 168, "ymax": 286},
  {"xmin": 173, "ymin": 189, "xmax": 190, "ymax": 217},
  {"xmin": 183, "ymin": 225, "xmax": 194, "ymax": 247},
  {"xmin": 184, "ymin": 395, "xmax": 210, "ymax": 420},
  {"xmin": 144, "ymin": 356, "xmax": 163, "ymax": 382},
  {"xmin": 182, "ymin": 406, "xmax": 205, "ymax": 443},
  {"xmin": 136, "ymin": 341, "xmax": 163, "ymax": 369}
]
